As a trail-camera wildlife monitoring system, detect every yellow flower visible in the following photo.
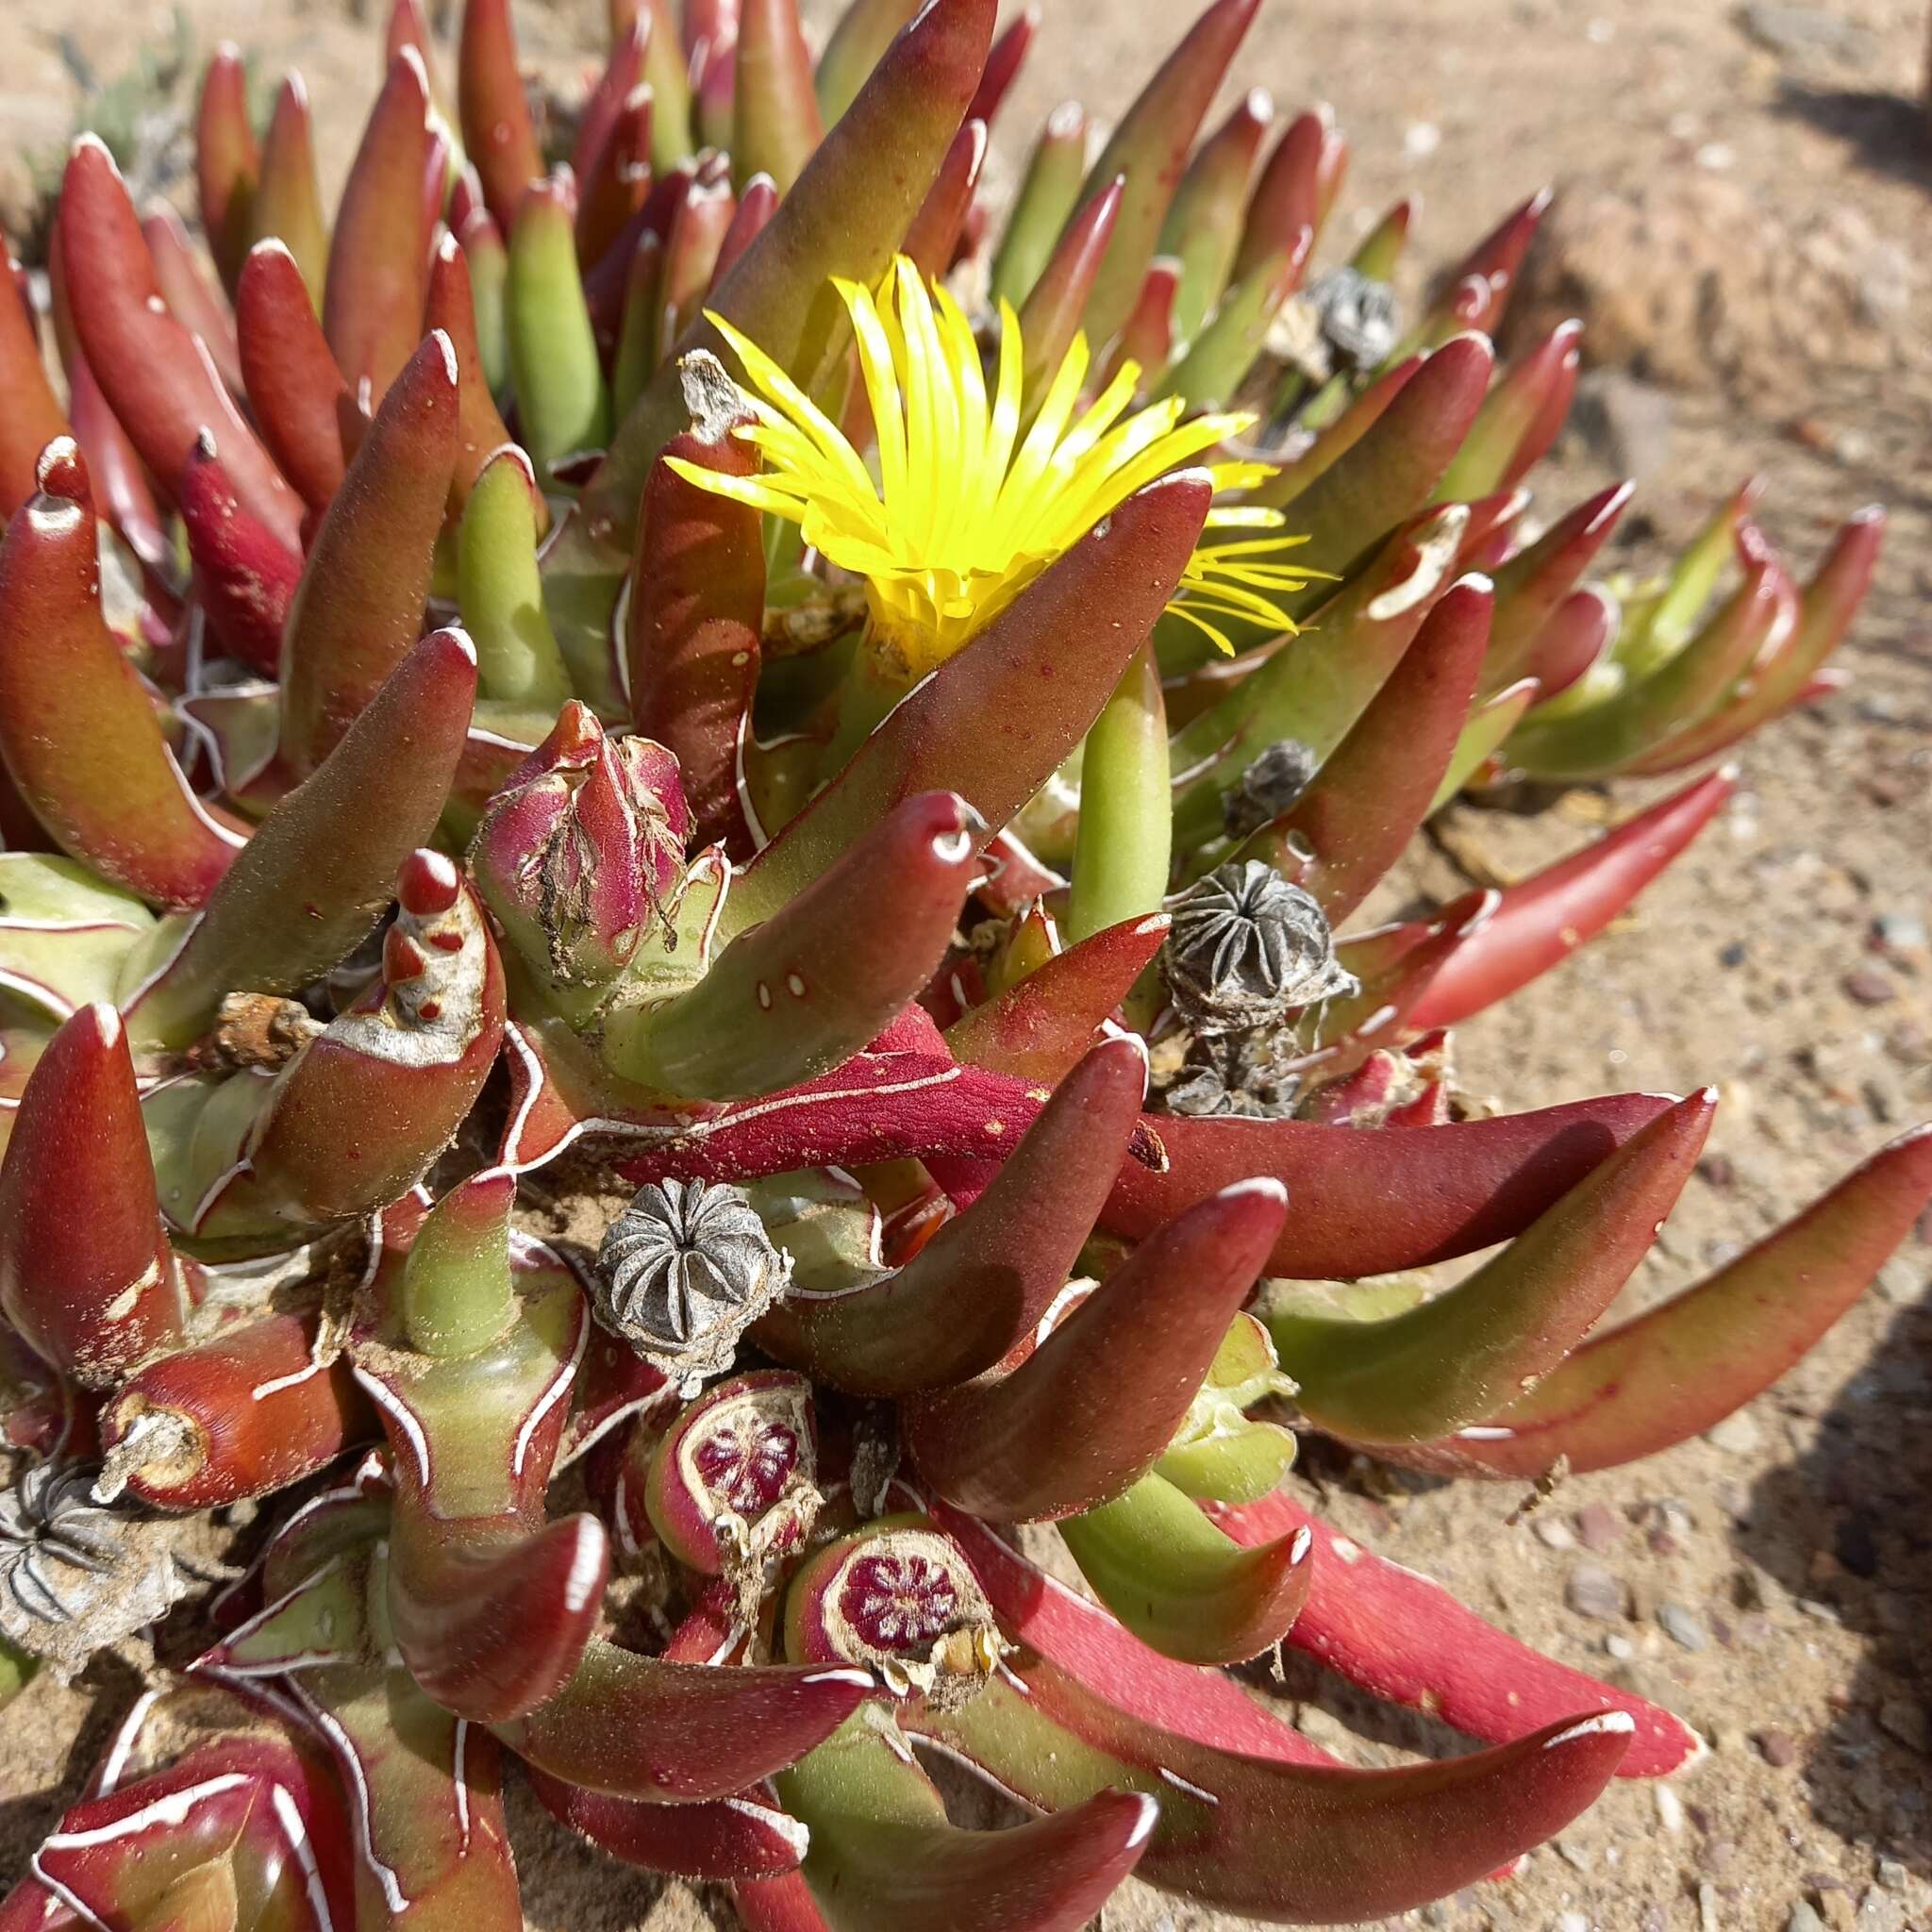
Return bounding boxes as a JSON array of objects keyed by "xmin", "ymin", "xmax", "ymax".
[{"xmin": 667, "ymin": 258, "xmax": 1318, "ymax": 680}]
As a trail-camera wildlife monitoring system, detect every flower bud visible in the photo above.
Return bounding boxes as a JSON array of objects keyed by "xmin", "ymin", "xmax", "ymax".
[{"xmin": 470, "ymin": 702, "xmax": 692, "ymax": 1003}]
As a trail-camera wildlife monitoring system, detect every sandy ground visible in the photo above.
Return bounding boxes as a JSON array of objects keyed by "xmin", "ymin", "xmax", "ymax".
[{"xmin": 1, "ymin": 2, "xmax": 1928, "ymax": 1928}]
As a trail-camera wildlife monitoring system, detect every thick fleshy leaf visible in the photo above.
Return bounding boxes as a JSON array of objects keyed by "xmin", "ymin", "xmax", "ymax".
[
  {"xmin": 99, "ymin": 1307, "xmax": 370, "ymax": 1507},
  {"xmin": 903, "ymin": 119, "xmax": 988, "ymax": 277},
  {"xmin": 1523, "ymin": 587, "xmax": 1616, "ymax": 704},
  {"xmin": 1236, "ymin": 104, "xmax": 1345, "ymax": 278},
  {"xmin": 1235, "ymin": 575, "xmax": 1491, "ymax": 918},
  {"xmin": 1268, "ymin": 1091, "xmax": 1713, "ymax": 1442},
  {"xmin": 574, "ymin": 21, "xmax": 650, "ymax": 203},
  {"xmin": 1392, "ymin": 1124, "xmax": 1932, "ymax": 1476},
  {"xmin": 326, "ymin": 49, "xmax": 436, "ymax": 398},
  {"xmin": 1431, "ymin": 675, "xmax": 1540, "ymax": 810},
  {"xmin": 178, "ymin": 432, "xmax": 303, "ymax": 675},
  {"xmin": 510, "ymin": 175, "xmax": 613, "ymax": 480},
  {"xmin": 626, "ymin": 358, "xmax": 765, "ymax": 855},
  {"xmin": 426, "ymin": 231, "xmax": 525, "ymax": 514},
  {"xmin": 906, "ymin": 1177, "xmax": 1286, "ymax": 1520},
  {"xmin": 1400, "ymin": 188, "xmax": 1550, "ymax": 352},
  {"xmin": 342, "ymin": 1186, "xmax": 598, "ymax": 1719},
  {"xmin": 944, "ymin": 912, "xmax": 1168, "ymax": 1082},
  {"xmin": 0, "ymin": 250, "xmax": 71, "ymax": 519},
  {"xmin": 1511, "ymin": 543, "xmax": 1791, "ymax": 780},
  {"xmin": 235, "ymin": 239, "xmax": 355, "ymax": 515},
  {"xmin": 191, "ymin": 861, "xmax": 506, "ymax": 1238},
  {"xmin": 3, "ymin": 1690, "xmax": 356, "ymax": 1932},
  {"xmin": 1624, "ymin": 506, "xmax": 1884, "ymax": 775},
  {"xmin": 732, "ymin": 470, "xmax": 1211, "ymax": 926},
  {"xmin": 496, "ymin": 1641, "xmax": 874, "ymax": 1800},
  {"xmin": 911, "ymin": 1651, "xmax": 1630, "ymax": 1921},
  {"xmin": 125, "ymin": 631, "xmax": 476, "ymax": 1049},
  {"xmin": 194, "ymin": 44, "xmax": 259, "ymax": 292},
  {"xmin": 1434, "ymin": 320, "xmax": 1583, "ymax": 504},
  {"xmin": 1105, "ymin": 1090, "xmax": 1679, "ymax": 1278},
  {"xmin": 939, "ymin": 1505, "xmax": 1344, "ymax": 1765},
  {"xmin": 58, "ymin": 136, "xmax": 302, "ymax": 547},
  {"xmin": 1155, "ymin": 235, "xmax": 1307, "ymax": 409},
  {"xmin": 1480, "ymin": 481, "xmax": 1633, "ymax": 694},
  {"xmin": 1210, "ymin": 1488, "xmax": 1704, "ymax": 1777},
  {"xmin": 250, "ymin": 76, "xmax": 330, "ymax": 306},
  {"xmin": 1058, "ymin": 1469, "xmax": 1312, "ymax": 1664},
  {"xmin": 0, "ymin": 1005, "xmax": 187, "ymax": 1387},
  {"xmin": 989, "ymin": 102, "xmax": 1090, "ymax": 312},
  {"xmin": 734, "ymin": 0, "xmax": 824, "ymax": 193},
  {"xmin": 1248, "ymin": 336, "xmax": 1494, "ymax": 591},
  {"xmin": 0, "ymin": 465, "xmax": 245, "ymax": 909},
  {"xmin": 0, "ymin": 855, "xmax": 152, "ymax": 1024},
  {"xmin": 815, "ymin": 0, "xmax": 924, "ymax": 127},
  {"xmin": 282, "ymin": 1661, "xmax": 523, "ymax": 1932},
  {"xmin": 527, "ymin": 1768, "xmax": 808, "ymax": 1881},
  {"xmin": 965, "ymin": 5, "xmax": 1037, "ymax": 125},
  {"xmin": 1164, "ymin": 89, "xmax": 1271, "ymax": 342},
  {"xmin": 1168, "ymin": 502, "xmax": 1471, "ymax": 850},
  {"xmin": 142, "ymin": 204, "xmax": 244, "ymax": 395},
  {"xmin": 758, "ymin": 1038, "xmax": 1147, "ymax": 1394},
  {"xmin": 459, "ymin": 0, "xmax": 543, "ymax": 228},
  {"xmin": 1257, "ymin": 349, "xmax": 1418, "ymax": 508},
  {"xmin": 457, "ymin": 445, "xmax": 573, "ymax": 706},
  {"xmin": 604, "ymin": 791, "xmax": 980, "ymax": 1099},
  {"xmin": 1067, "ymin": 642, "xmax": 1171, "ymax": 942},
  {"xmin": 777, "ymin": 1710, "xmax": 1153, "ymax": 1932},
  {"xmin": 1406, "ymin": 766, "xmax": 1736, "ymax": 1030},
  {"xmin": 278, "ymin": 332, "xmax": 458, "ymax": 775},
  {"xmin": 1014, "ymin": 175, "xmax": 1123, "ymax": 405},
  {"xmin": 1069, "ymin": 0, "xmax": 1261, "ymax": 346}
]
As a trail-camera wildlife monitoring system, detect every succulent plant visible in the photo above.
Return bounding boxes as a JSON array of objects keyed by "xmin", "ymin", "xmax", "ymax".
[{"xmin": 0, "ymin": 0, "xmax": 1920, "ymax": 1928}]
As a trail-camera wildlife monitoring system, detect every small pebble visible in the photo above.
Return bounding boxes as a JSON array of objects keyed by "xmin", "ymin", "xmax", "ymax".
[
  {"xmin": 1843, "ymin": 969, "xmax": 1896, "ymax": 1007},
  {"xmin": 1699, "ymin": 1881, "xmax": 1721, "ymax": 1931},
  {"xmin": 1855, "ymin": 1889, "xmax": 1903, "ymax": 1932},
  {"xmin": 1605, "ymin": 1633, "xmax": 1635, "ymax": 1659},
  {"xmin": 1700, "ymin": 1838, "xmax": 1737, "ymax": 1876},
  {"xmin": 1557, "ymin": 1913, "xmax": 1589, "ymax": 1932},
  {"xmin": 1874, "ymin": 1859, "xmax": 1907, "ymax": 1891},
  {"xmin": 1704, "ymin": 1408, "xmax": 1763, "ymax": 1455},
  {"xmin": 1566, "ymin": 1562, "xmax": 1627, "ymax": 1620},
  {"xmin": 1573, "ymin": 1502, "xmax": 1623, "ymax": 1552},
  {"xmin": 1757, "ymin": 1728, "xmax": 1799, "ymax": 1767},
  {"xmin": 1658, "ymin": 1602, "xmax": 1710, "ymax": 1651},
  {"xmin": 1871, "ymin": 911, "xmax": 1927, "ymax": 952},
  {"xmin": 1655, "ymin": 1784, "xmax": 1685, "ymax": 1833},
  {"xmin": 1874, "ymin": 1257, "xmax": 1922, "ymax": 1305},
  {"xmin": 1535, "ymin": 1517, "xmax": 1577, "ymax": 1551},
  {"xmin": 1787, "ymin": 1906, "xmax": 1827, "ymax": 1932},
  {"xmin": 1556, "ymin": 1835, "xmax": 1594, "ymax": 1873}
]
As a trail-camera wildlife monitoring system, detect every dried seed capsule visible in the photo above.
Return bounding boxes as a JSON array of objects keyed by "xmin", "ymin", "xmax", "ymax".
[
  {"xmin": 0, "ymin": 1458, "xmax": 193, "ymax": 1675},
  {"xmin": 1304, "ymin": 264, "xmax": 1400, "ymax": 372},
  {"xmin": 1223, "ymin": 739, "xmax": 1320, "ymax": 843},
  {"xmin": 596, "ymin": 1179, "xmax": 790, "ymax": 1383},
  {"xmin": 1164, "ymin": 859, "xmax": 1357, "ymax": 1034}
]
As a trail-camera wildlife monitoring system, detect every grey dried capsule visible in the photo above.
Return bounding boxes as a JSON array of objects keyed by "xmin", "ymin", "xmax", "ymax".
[
  {"xmin": 0, "ymin": 1457, "xmax": 193, "ymax": 1674},
  {"xmin": 1223, "ymin": 740, "xmax": 1320, "ymax": 843},
  {"xmin": 1164, "ymin": 859, "xmax": 1357, "ymax": 1034},
  {"xmin": 1305, "ymin": 266, "xmax": 1401, "ymax": 373},
  {"xmin": 595, "ymin": 1179, "xmax": 789, "ymax": 1383}
]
